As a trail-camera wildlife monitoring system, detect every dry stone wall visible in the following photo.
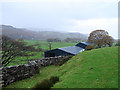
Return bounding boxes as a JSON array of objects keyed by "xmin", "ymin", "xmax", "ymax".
[
  {"xmin": 1, "ymin": 56, "xmax": 65, "ymax": 87},
  {"xmin": 29, "ymin": 56, "xmax": 65, "ymax": 68},
  {"xmin": 2, "ymin": 63, "xmax": 39, "ymax": 87}
]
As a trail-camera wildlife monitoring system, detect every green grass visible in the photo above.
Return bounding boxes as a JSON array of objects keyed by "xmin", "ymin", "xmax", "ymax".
[
  {"xmin": 8, "ymin": 40, "xmax": 77, "ymax": 66},
  {"xmin": 24, "ymin": 40, "xmax": 77, "ymax": 50},
  {"xmin": 5, "ymin": 46, "xmax": 118, "ymax": 88},
  {"xmin": 53, "ymin": 46, "xmax": 118, "ymax": 88},
  {"xmin": 9, "ymin": 40, "xmax": 116, "ymax": 66},
  {"xmin": 8, "ymin": 51, "xmax": 43, "ymax": 66}
]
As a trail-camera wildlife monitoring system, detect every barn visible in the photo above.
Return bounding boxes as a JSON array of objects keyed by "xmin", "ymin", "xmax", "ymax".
[
  {"xmin": 44, "ymin": 42, "xmax": 93, "ymax": 58},
  {"xmin": 75, "ymin": 42, "xmax": 94, "ymax": 48}
]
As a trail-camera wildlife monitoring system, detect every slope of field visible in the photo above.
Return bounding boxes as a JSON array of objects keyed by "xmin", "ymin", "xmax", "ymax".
[
  {"xmin": 5, "ymin": 46, "xmax": 118, "ymax": 88},
  {"xmin": 53, "ymin": 46, "xmax": 118, "ymax": 88}
]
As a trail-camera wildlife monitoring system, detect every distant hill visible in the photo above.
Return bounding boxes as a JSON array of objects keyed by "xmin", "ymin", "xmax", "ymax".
[{"xmin": 0, "ymin": 25, "xmax": 88, "ymax": 41}]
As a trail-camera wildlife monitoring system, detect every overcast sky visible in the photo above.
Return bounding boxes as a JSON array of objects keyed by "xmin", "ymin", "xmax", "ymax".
[{"xmin": 0, "ymin": 0, "xmax": 119, "ymax": 39}]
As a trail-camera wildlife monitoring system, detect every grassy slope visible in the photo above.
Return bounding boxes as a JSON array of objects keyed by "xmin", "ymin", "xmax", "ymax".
[
  {"xmin": 6, "ymin": 46, "xmax": 118, "ymax": 88},
  {"xmin": 53, "ymin": 46, "xmax": 118, "ymax": 88}
]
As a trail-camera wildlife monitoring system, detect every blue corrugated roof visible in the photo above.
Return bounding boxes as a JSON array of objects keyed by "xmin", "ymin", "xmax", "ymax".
[
  {"xmin": 58, "ymin": 46, "xmax": 84, "ymax": 55},
  {"xmin": 75, "ymin": 42, "xmax": 93, "ymax": 48}
]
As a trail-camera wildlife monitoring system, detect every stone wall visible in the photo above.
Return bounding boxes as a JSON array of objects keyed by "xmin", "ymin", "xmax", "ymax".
[
  {"xmin": 2, "ymin": 63, "xmax": 39, "ymax": 87},
  {"xmin": 28, "ymin": 56, "xmax": 65, "ymax": 68},
  {"xmin": 1, "ymin": 56, "xmax": 65, "ymax": 87}
]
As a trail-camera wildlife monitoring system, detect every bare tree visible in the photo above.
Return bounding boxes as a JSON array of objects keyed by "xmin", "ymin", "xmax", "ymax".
[{"xmin": 1, "ymin": 36, "xmax": 27, "ymax": 67}]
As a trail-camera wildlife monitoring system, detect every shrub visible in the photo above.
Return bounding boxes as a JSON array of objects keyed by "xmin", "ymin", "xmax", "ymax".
[
  {"xmin": 31, "ymin": 76, "xmax": 60, "ymax": 90},
  {"xmin": 115, "ymin": 43, "xmax": 120, "ymax": 46},
  {"xmin": 32, "ymin": 79, "xmax": 53, "ymax": 89},
  {"xmin": 85, "ymin": 45, "xmax": 94, "ymax": 50},
  {"xmin": 50, "ymin": 76, "xmax": 59, "ymax": 84},
  {"xmin": 56, "ymin": 55, "xmax": 73, "ymax": 66}
]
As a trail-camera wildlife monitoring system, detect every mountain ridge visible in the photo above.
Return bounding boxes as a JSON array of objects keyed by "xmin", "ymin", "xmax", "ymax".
[{"xmin": 0, "ymin": 25, "xmax": 88, "ymax": 41}]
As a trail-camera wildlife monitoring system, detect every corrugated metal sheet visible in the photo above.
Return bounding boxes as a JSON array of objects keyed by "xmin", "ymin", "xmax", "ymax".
[
  {"xmin": 75, "ymin": 42, "xmax": 93, "ymax": 49},
  {"xmin": 58, "ymin": 46, "xmax": 85, "ymax": 55}
]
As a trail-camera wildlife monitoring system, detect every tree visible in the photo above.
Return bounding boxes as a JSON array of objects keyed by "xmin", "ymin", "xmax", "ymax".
[
  {"xmin": 64, "ymin": 38, "xmax": 82, "ymax": 43},
  {"xmin": 46, "ymin": 38, "xmax": 61, "ymax": 42},
  {"xmin": 53, "ymin": 38, "xmax": 61, "ymax": 42},
  {"xmin": 47, "ymin": 38, "xmax": 54, "ymax": 42},
  {"xmin": 88, "ymin": 30, "xmax": 114, "ymax": 48},
  {"xmin": 1, "ymin": 36, "xmax": 27, "ymax": 67},
  {"xmin": 115, "ymin": 39, "xmax": 120, "ymax": 46},
  {"xmin": 48, "ymin": 42, "xmax": 52, "ymax": 50},
  {"xmin": 103, "ymin": 35, "xmax": 114, "ymax": 47}
]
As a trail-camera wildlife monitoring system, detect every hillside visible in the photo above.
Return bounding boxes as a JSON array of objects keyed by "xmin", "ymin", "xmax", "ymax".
[
  {"xmin": 0, "ymin": 25, "xmax": 87, "ymax": 41},
  {"xmin": 5, "ymin": 46, "xmax": 118, "ymax": 88},
  {"xmin": 53, "ymin": 46, "xmax": 118, "ymax": 88}
]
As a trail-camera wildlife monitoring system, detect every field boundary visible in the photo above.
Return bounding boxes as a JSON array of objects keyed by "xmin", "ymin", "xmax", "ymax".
[{"xmin": 1, "ymin": 56, "xmax": 65, "ymax": 87}]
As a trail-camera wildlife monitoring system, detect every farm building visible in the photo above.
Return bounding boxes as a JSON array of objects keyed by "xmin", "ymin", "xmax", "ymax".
[
  {"xmin": 44, "ymin": 42, "xmax": 93, "ymax": 58},
  {"xmin": 75, "ymin": 42, "xmax": 94, "ymax": 48}
]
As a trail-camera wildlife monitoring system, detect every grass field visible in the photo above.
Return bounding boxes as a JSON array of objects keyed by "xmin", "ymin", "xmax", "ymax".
[
  {"xmin": 8, "ymin": 40, "xmax": 77, "ymax": 66},
  {"xmin": 5, "ymin": 46, "xmax": 118, "ymax": 88},
  {"xmin": 24, "ymin": 40, "xmax": 77, "ymax": 50}
]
